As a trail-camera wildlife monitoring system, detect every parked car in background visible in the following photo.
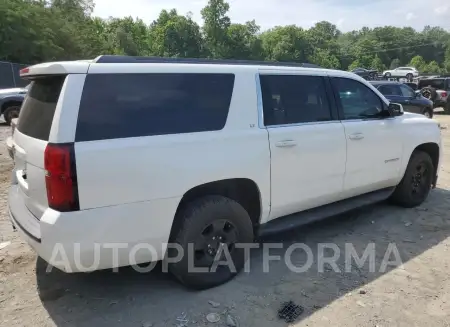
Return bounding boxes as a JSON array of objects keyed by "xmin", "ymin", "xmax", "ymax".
[
  {"xmin": 417, "ymin": 77, "xmax": 450, "ymax": 112},
  {"xmin": 403, "ymin": 82, "xmax": 418, "ymax": 91},
  {"xmin": 371, "ymin": 81, "xmax": 434, "ymax": 118},
  {"xmin": 0, "ymin": 85, "xmax": 28, "ymax": 125},
  {"xmin": 383, "ymin": 67, "xmax": 419, "ymax": 80},
  {"xmin": 351, "ymin": 68, "xmax": 378, "ymax": 80}
]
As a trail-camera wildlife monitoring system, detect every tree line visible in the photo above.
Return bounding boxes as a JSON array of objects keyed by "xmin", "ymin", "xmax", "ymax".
[{"xmin": 2, "ymin": 0, "xmax": 450, "ymax": 73}]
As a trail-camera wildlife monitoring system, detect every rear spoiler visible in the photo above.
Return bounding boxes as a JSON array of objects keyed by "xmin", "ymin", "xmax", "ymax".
[{"xmin": 19, "ymin": 61, "xmax": 90, "ymax": 79}]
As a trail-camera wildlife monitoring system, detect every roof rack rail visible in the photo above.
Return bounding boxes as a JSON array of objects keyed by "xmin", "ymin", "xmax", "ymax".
[{"xmin": 93, "ymin": 55, "xmax": 321, "ymax": 68}]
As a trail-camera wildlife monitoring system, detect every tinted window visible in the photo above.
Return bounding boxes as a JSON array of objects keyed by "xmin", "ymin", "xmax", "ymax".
[
  {"xmin": 260, "ymin": 75, "xmax": 332, "ymax": 126},
  {"xmin": 418, "ymin": 79, "xmax": 445, "ymax": 90},
  {"xmin": 399, "ymin": 84, "xmax": 415, "ymax": 97},
  {"xmin": 378, "ymin": 84, "xmax": 402, "ymax": 96},
  {"xmin": 17, "ymin": 76, "xmax": 66, "ymax": 141},
  {"xmin": 76, "ymin": 73, "xmax": 235, "ymax": 141},
  {"xmin": 332, "ymin": 78, "xmax": 383, "ymax": 119}
]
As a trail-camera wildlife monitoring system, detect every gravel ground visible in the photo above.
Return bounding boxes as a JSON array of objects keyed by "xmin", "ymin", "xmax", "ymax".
[{"xmin": 1, "ymin": 115, "xmax": 450, "ymax": 327}]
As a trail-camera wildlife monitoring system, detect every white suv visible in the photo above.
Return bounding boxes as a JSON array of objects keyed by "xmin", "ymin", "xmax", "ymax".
[
  {"xmin": 383, "ymin": 66, "xmax": 419, "ymax": 80},
  {"xmin": 9, "ymin": 56, "xmax": 441, "ymax": 289}
]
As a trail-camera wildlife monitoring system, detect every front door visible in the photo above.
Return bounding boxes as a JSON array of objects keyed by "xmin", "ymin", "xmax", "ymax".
[
  {"xmin": 259, "ymin": 72, "xmax": 347, "ymax": 220},
  {"xmin": 331, "ymin": 77, "xmax": 403, "ymax": 197},
  {"xmin": 398, "ymin": 83, "xmax": 423, "ymax": 114}
]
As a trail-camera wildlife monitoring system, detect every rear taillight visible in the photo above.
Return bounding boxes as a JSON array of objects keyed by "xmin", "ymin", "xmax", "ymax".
[
  {"xmin": 20, "ymin": 67, "xmax": 30, "ymax": 76},
  {"xmin": 442, "ymin": 92, "xmax": 447, "ymax": 98},
  {"xmin": 44, "ymin": 143, "xmax": 79, "ymax": 212}
]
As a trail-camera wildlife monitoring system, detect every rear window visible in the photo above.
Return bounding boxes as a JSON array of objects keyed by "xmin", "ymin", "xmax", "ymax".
[
  {"xmin": 75, "ymin": 73, "xmax": 235, "ymax": 142},
  {"xmin": 418, "ymin": 79, "xmax": 445, "ymax": 90},
  {"xmin": 17, "ymin": 76, "xmax": 65, "ymax": 141}
]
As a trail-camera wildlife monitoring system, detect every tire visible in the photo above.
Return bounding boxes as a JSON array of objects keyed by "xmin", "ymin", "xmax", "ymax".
[
  {"xmin": 390, "ymin": 151, "xmax": 434, "ymax": 208},
  {"xmin": 3, "ymin": 106, "xmax": 20, "ymax": 125},
  {"xmin": 406, "ymin": 73, "xmax": 413, "ymax": 81},
  {"xmin": 385, "ymin": 72, "xmax": 391, "ymax": 78},
  {"xmin": 168, "ymin": 195, "xmax": 254, "ymax": 289},
  {"xmin": 421, "ymin": 86, "xmax": 437, "ymax": 102},
  {"xmin": 423, "ymin": 108, "xmax": 433, "ymax": 118}
]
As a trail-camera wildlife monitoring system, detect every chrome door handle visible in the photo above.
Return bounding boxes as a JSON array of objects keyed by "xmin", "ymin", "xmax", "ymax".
[
  {"xmin": 275, "ymin": 140, "xmax": 297, "ymax": 148},
  {"xmin": 349, "ymin": 133, "xmax": 364, "ymax": 140}
]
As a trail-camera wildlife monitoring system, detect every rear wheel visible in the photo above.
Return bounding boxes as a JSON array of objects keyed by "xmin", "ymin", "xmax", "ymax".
[
  {"xmin": 406, "ymin": 73, "xmax": 413, "ymax": 81},
  {"xmin": 168, "ymin": 195, "xmax": 254, "ymax": 289},
  {"xmin": 385, "ymin": 72, "xmax": 391, "ymax": 79},
  {"xmin": 390, "ymin": 151, "xmax": 434, "ymax": 208},
  {"xmin": 3, "ymin": 106, "xmax": 20, "ymax": 125}
]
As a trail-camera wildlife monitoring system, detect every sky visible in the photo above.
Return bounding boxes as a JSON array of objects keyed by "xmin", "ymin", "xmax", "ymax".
[{"xmin": 93, "ymin": 0, "xmax": 450, "ymax": 32}]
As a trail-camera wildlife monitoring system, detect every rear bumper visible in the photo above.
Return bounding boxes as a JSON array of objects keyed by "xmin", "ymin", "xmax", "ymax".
[
  {"xmin": 434, "ymin": 99, "xmax": 447, "ymax": 108},
  {"xmin": 8, "ymin": 185, "xmax": 179, "ymax": 273}
]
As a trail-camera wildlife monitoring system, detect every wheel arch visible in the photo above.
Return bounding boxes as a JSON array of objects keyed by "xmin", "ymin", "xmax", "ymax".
[
  {"xmin": 1, "ymin": 99, "xmax": 22, "ymax": 113},
  {"xmin": 413, "ymin": 142, "xmax": 440, "ymax": 186},
  {"xmin": 170, "ymin": 178, "xmax": 263, "ymax": 240}
]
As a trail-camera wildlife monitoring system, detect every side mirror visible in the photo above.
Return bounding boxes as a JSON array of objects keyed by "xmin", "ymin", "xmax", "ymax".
[
  {"xmin": 388, "ymin": 103, "xmax": 404, "ymax": 116},
  {"xmin": 414, "ymin": 90, "xmax": 421, "ymax": 97}
]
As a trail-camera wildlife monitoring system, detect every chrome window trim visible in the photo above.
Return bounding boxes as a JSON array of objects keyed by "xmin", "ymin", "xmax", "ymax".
[
  {"xmin": 266, "ymin": 120, "xmax": 340, "ymax": 129},
  {"xmin": 255, "ymin": 73, "xmax": 265, "ymax": 129}
]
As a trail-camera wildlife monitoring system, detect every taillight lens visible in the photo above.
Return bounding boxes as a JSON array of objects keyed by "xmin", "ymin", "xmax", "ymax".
[
  {"xmin": 44, "ymin": 143, "xmax": 79, "ymax": 212},
  {"xmin": 20, "ymin": 67, "xmax": 30, "ymax": 76},
  {"xmin": 442, "ymin": 92, "xmax": 447, "ymax": 98}
]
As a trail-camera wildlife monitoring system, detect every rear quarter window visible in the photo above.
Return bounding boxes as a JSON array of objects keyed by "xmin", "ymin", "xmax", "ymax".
[
  {"xmin": 17, "ymin": 76, "xmax": 66, "ymax": 141},
  {"xmin": 75, "ymin": 73, "xmax": 235, "ymax": 142}
]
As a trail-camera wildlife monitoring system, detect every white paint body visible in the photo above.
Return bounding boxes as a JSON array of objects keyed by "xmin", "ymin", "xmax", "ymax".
[
  {"xmin": 383, "ymin": 67, "xmax": 420, "ymax": 78},
  {"xmin": 9, "ymin": 60, "xmax": 442, "ymax": 272}
]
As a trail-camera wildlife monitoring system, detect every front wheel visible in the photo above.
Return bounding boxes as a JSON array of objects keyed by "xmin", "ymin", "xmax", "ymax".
[
  {"xmin": 384, "ymin": 72, "xmax": 391, "ymax": 79},
  {"xmin": 406, "ymin": 73, "xmax": 413, "ymax": 81},
  {"xmin": 168, "ymin": 195, "xmax": 254, "ymax": 289},
  {"xmin": 389, "ymin": 151, "xmax": 434, "ymax": 208},
  {"xmin": 423, "ymin": 108, "xmax": 433, "ymax": 118}
]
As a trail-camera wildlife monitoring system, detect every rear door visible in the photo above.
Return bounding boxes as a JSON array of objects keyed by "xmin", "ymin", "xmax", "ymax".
[
  {"xmin": 12, "ymin": 76, "xmax": 66, "ymax": 219},
  {"xmin": 259, "ymin": 72, "xmax": 347, "ymax": 220}
]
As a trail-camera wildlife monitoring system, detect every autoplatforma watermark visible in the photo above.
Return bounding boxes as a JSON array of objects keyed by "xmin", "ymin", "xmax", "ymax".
[{"xmin": 46, "ymin": 242, "xmax": 403, "ymax": 274}]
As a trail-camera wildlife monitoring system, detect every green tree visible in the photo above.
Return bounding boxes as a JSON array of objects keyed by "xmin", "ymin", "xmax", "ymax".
[
  {"xmin": 408, "ymin": 55, "xmax": 426, "ymax": 72},
  {"xmin": 309, "ymin": 49, "xmax": 340, "ymax": 69},
  {"xmin": 260, "ymin": 26, "xmax": 311, "ymax": 62},
  {"xmin": 370, "ymin": 56, "xmax": 385, "ymax": 71},
  {"xmin": 149, "ymin": 10, "xmax": 203, "ymax": 57},
  {"xmin": 390, "ymin": 58, "xmax": 401, "ymax": 69},
  {"xmin": 224, "ymin": 20, "xmax": 263, "ymax": 60},
  {"xmin": 348, "ymin": 60, "xmax": 362, "ymax": 71},
  {"xmin": 201, "ymin": 0, "xmax": 231, "ymax": 58},
  {"xmin": 423, "ymin": 60, "xmax": 441, "ymax": 74}
]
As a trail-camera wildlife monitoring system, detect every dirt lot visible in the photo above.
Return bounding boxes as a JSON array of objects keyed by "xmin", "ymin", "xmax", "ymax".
[{"xmin": 1, "ymin": 115, "xmax": 450, "ymax": 327}]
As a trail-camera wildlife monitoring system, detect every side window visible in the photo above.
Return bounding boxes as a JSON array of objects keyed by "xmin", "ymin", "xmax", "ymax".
[
  {"xmin": 332, "ymin": 77, "xmax": 384, "ymax": 120},
  {"xmin": 378, "ymin": 84, "xmax": 402, "ymax": 96},
  {"xmin": 76, "ymin": 73, "xmax": 235, "ymax": 141},
  {"xmin": 260, "ymin": 74, "xmax": 332, "ymax": 126},
  {"xmin": 399, "ymin": 84, "xmax": 415, "ymax": 97}
]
